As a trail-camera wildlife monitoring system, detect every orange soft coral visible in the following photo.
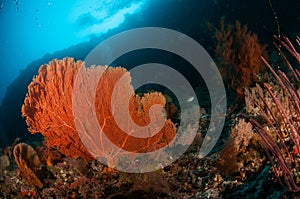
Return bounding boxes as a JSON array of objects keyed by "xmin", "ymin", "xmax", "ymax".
[{"xmin": 22, "ymin": 58, "xmax": 176, "ymax": 161}]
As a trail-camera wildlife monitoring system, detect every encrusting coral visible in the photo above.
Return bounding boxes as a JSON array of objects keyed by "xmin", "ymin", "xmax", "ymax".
[{"xmin": 21, "ymin": 58, "xmax": 176, "ymax": 162}]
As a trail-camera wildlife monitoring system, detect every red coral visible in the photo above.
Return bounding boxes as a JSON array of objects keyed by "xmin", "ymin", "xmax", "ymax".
[{"xmin": 22, "ymin": 58, "xmax": 176, "ymax": 161}]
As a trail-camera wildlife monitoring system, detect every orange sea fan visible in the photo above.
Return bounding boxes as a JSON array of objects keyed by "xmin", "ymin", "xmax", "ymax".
[
  {"xmin": 94, "ymin": 67, "xmax": 176, "ymax": 153},
  {"xmin": 22, "ymin": 58, "xmax": 176, "ymax": 162},
  {"xmin": 22, "ymin": 58, "xmax": 93, "ymax": 160}
]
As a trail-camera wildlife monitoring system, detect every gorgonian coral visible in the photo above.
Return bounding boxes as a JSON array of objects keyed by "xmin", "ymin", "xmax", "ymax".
[
  {"xmin": 22, "ymin": 58, "xmax": 176, "ymax": 162},
  {"xmin": 13, "ymin": 143, "xmax": 43, "ymax": 188},
  {"xmin": 247, "ymin": 36, "xmax": 300, "ymax": 192},
  {"xmin": 211, "ymin": 19, "xmax": 268, "ymax": 100},
  {"xmin": 22, "ymin": 58, "xmax": 92, "ymax": 160}
]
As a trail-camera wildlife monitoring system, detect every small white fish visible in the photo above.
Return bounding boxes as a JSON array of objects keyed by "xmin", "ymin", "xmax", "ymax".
[{"xmin": 186, "ymin": 96, "xmax": 194, "ymax": 102}]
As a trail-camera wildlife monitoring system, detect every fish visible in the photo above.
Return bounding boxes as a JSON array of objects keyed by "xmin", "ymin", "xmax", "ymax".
[{"xmin": 186, "ymin": 96, "xmax": 194, "ymax": 102}]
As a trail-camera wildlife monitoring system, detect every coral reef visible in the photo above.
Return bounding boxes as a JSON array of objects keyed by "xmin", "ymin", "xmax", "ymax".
[
  {"xmin": 0, "ymin": 123, "xmax": 295, "ymax": 198},
  {"xmin": 2, "ymin": 22, "xmax": 298, "ymax": 199},
  {"xmin": 1, "ymin": 2, "xmax": 300, "ymax": 198}
]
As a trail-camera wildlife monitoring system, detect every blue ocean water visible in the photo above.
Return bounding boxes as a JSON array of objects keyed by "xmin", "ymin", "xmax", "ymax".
[{"xmin": 0, "ymin": 0, "xmax": 146, "ymax": 103}]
